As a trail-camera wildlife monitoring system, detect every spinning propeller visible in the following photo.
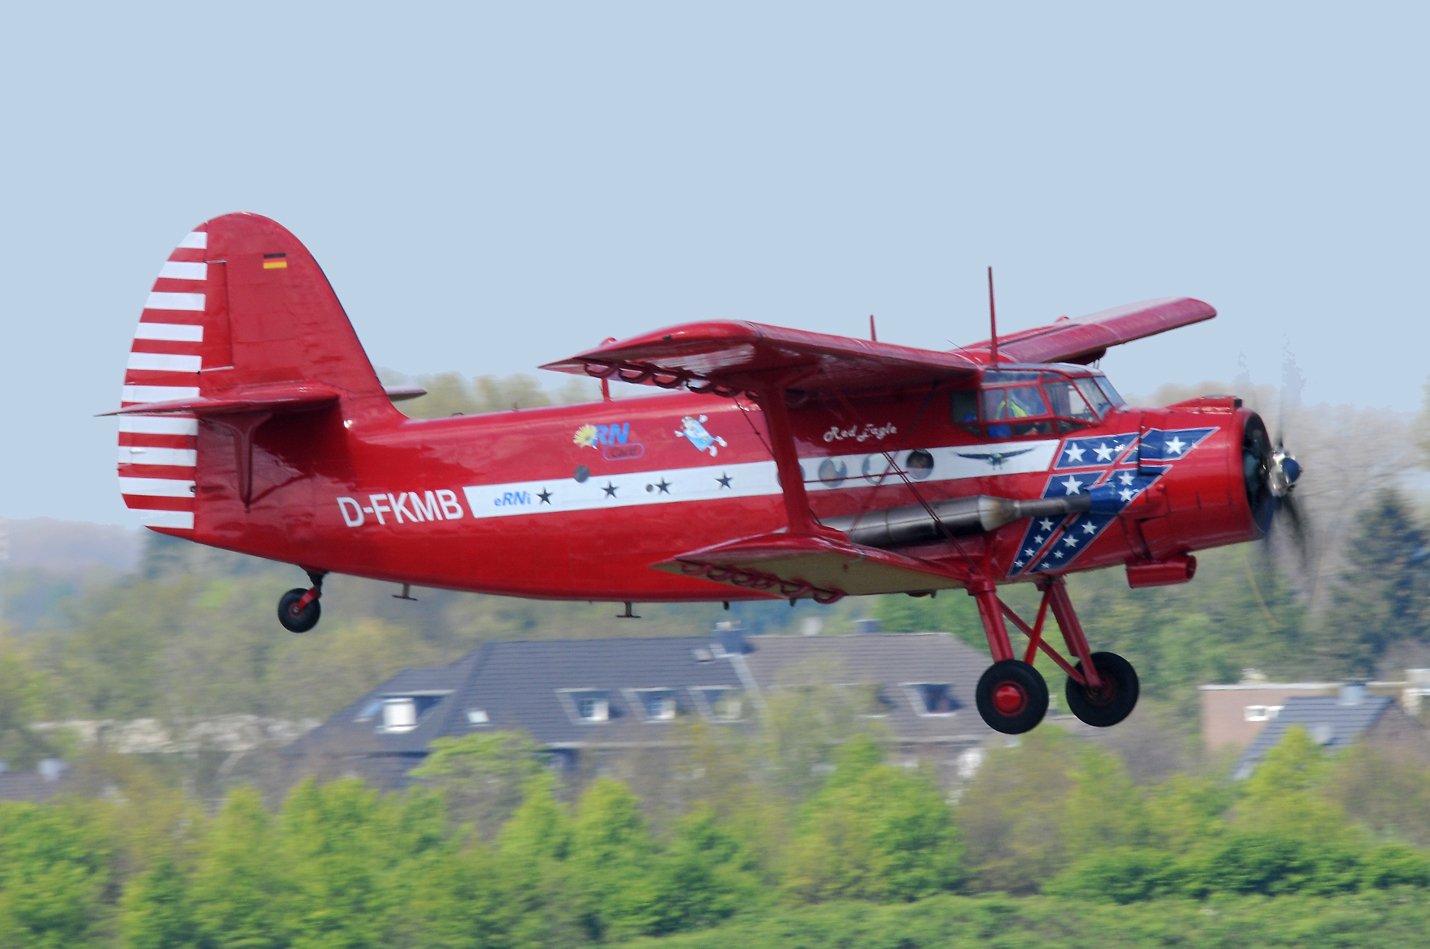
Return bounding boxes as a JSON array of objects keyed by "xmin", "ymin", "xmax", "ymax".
[{"xmin": 1242, "ymin": 414, "xmax": 1308, "ymax": 564}]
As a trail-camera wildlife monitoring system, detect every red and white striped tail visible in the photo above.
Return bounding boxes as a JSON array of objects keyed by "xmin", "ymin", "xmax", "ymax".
[{"xmin": 117, "ymin": 228, "xmax": 209, "ymax": 534}]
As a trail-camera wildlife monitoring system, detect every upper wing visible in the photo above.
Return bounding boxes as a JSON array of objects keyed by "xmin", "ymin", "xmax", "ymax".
[
  {"xmin": 541, "ymin": 320, "xmax": 979, "ymax": 395},
  {"xmin": 965, "ymin": 297, "xmax": 1216, "ymax": 365}
]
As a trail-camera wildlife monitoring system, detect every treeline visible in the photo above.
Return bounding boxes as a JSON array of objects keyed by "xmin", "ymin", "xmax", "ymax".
[{"xmin": 3, "ymin": 720, "xmax": 1429, "ymax": 948}]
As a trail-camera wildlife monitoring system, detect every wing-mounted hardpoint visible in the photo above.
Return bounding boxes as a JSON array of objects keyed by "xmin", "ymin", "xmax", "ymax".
[{"xmin": 544, "ymin": 322, "xmax": 985, "ymax": 601}]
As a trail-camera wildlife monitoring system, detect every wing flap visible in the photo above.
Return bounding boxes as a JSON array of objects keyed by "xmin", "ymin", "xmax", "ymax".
[
  {"xmin": 654, "ymin": 530, "xmax": 969, "ymax": 601},
  {"xmin": 542, "ymin": 321, "xmax": 979, "ymax": 395},
  {"xmin": 968, "ymin": 297, "xmax": 1216, "ymax": 365}
]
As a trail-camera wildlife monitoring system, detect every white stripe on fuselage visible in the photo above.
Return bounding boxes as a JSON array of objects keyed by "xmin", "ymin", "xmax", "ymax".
[{"xmin": 452, "ymin": 440, "xmax": 1060, "ymax": 520}]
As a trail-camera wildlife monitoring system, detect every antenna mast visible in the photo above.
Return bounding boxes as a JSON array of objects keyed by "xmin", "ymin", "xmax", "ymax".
[{"xmin": 987, "ymin": 266, "xmax": 998, "ymax": 367}]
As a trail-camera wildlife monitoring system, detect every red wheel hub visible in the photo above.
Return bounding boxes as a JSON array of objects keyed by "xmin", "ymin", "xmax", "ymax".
[{"xmin": 992, "ymin": 682, "xmax": 1027, "ymax": 716}]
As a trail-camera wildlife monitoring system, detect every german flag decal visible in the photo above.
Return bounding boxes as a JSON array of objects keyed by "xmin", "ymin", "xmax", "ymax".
[{"xmin": 262, "ymin": 252, "xmax": 288, "ymax": 270}]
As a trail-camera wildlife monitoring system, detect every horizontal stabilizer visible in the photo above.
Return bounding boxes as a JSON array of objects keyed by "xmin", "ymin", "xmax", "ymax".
[
  {"xmin": 101, "ymin": 382, "xmax": 341, "ymax": 417},
  {"xmin": 543, "ymin": 321, "xmax": 979, "ymax": 396},
  {"xmin": 654, "ymin": 531, "xmax": 969, "ymax": 602}
]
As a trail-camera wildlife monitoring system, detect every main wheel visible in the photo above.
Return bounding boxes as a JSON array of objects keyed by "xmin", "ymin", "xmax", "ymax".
[
  {"xmin": 278, "ymin": 588, "xmax": 321, "ymax": 633},
  {"xmin": 975, "ymin": 659, "xmax": 1049, "ymax": 734},
  {"xmin": 1065, "ymin": 652, "xmax": 1139, "ymax": 727}
]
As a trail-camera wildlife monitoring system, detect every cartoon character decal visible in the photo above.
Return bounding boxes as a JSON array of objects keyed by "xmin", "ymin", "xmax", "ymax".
[{"xmin": 675, "ymin": 415, "xmax": 728, "ymax": 456}]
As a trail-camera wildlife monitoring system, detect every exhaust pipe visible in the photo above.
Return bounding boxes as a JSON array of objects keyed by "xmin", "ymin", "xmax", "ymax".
[{"xmin": 821, "ymin": 494, "xmax": 1092, "ymax": 549}]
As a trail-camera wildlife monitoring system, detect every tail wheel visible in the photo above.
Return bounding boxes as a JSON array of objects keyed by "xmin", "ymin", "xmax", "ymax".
[
  {"xmin": 1065, "ymin": 652, "xmax": 1139, "ymax": 727},
  {"xmin": 278, "ymin": 588, "xmax": 321, "ymax": 633},
  {"xmin": 975, "ymin": 659, "xmax": 1049, "ymax": 734}
]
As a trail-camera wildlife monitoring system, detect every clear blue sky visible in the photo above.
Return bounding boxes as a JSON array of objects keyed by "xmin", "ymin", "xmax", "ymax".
[{"xmin": 2, "ymin": 3, "xmax": 1425, "ymax": 525}]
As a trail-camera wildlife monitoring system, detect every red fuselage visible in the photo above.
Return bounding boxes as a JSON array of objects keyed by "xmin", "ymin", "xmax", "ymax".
[{"xmin": 184, "ymin": 381, "xmax": 1260, "ymax": 601}]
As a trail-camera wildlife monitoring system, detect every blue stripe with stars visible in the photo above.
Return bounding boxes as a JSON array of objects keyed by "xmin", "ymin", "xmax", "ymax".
[{"xmin": 1007, "ymin": 426, "xmax": 1219, "ymax": 578}]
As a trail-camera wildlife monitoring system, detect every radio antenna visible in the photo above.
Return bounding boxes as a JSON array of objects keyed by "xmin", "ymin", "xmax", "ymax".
[
  {"xmin": 869, "ymin": 314, "xmax": 877, "ymax": 342},
  {"xmin": 987, "ymin": 266, "xmax": 999, "ymax": 367}
]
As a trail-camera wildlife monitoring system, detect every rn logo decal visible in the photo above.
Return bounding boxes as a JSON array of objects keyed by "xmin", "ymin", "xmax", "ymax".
[
  {"xmin": 337, "ymin": 490, "xmax": 465, "ymax": 527},
  {"xmin": 574, "ymin": 422, "xmax": 645, "ymax": 460},
  {"xmin": 675, "ymin": 415, "xmax": 727, "ymax": 456}
]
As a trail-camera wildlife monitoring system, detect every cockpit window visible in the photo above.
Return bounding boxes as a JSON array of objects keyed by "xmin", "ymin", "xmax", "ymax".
[
  {"xmin": 954, "ymin": 370, "xmax": 1120, "ymax": 440},
  {"xmin": 1093, "ymin": 375, "xmax": 1125, "ymax": 407},
  {"xmin": 1073, "ymin": 377, "xmax": 1113, "ymax": 417},
  {"xmin": 1045, "ymin": 380, "xmax": 1098, "ymax": 433},
  {"xmin": 983, "ymin": 386, "xmax": 1053, "ymax": 437}
]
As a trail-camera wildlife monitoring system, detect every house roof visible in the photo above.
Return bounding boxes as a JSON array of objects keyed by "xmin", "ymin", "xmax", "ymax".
[
  {"xmin": 742, "ymin": 633, "xmax": 993, "ymax": 743},
  {"xmin": 288, "ymin": 631, "xmax": 997, "ymax": 763},
  {"xmin": 1232, "ymin": 694, "xmax": 1395, "ymax": 778}
]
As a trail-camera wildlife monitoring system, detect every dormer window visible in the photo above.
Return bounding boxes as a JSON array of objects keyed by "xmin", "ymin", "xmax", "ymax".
[
  {"xmin": 626, "ymin": 688, "xmax": 679, "ymax": 722},
  {"xmin": 904, "ymin": 683, "xmax": 958, "ymax": 716},
  {"xmin": 374, "ymin": 691, "xmax": 451, "ymax": 733},
  {"xmin": 692, "ymin": 687, "xmax": 743, "ymax": 721},
  {"xmin": 579, "ymin": 696, "xmax": 609, "ymax": 722},
  {"xmin": 559, "ymin": 689, "xmax": 614, "ymax": 724},
  {"xmin": 382, "ymin": 698, "xmax": 418, "ymax": 732}
]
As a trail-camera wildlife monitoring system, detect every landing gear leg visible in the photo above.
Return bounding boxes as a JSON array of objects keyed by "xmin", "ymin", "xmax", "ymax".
[
  {"xmin": 1043, "ymin": 578, "xmax": 1139, "ymax": 727},
  {"xmin": 278, "ymin": 570, "xmax": 325, "ymax": 633},
  {"xmin": 968, "ymin": 580, "xmax": 1048, "ymax": 734}
]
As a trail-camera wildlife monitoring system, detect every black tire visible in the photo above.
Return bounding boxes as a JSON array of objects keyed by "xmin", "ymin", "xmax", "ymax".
[
  {"xmin": 278, "ymin": 588, "xmax": 321, "ymax": 633},
  {"xmin": 975, "ymin": 659, "xmax": 1050, "ymax": 734},
  {"xmin": 1065, "ymin": 652, "xmax": 1139, "ymax": 727}
]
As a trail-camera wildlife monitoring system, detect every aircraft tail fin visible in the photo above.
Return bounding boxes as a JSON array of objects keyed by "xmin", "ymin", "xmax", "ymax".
[{"xmin": 117, "ymin": 213, "xmax": 388, "ymax": 534}]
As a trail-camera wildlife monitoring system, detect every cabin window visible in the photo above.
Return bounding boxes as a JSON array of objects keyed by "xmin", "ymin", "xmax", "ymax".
[
  {"xmin": 951, "ymin": 390, "xmax": 979, "ymax": 434},
  {"xmin": 1074, "ymin": 377, "xmax": 1113, "ymax": 417},
  {"xmin": 1044, "ymin": 380, "xmax": 1099, "ymax": 433},
  {"xmin": 1094, "ymin": 375, "xmax": 1125, "ymax": 406},
  {"xmin": 983, "ymin": 386, "xmax": 1054, "ymax": 437}
]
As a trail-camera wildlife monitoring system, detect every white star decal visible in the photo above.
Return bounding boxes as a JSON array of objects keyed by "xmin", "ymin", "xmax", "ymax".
[
  {"xmin": 1119, "ymin": 487, "xmax": 1136, "ymax": 502},
  {"xmin": 1024, "ymin": 548, "xmax": 1036, "ymax": 557},
  {"xmin": 1054, "ymin": 550, "xmax": 1065, "ymax": 559},
  {"xmin": 1165, "ymin": 435, "xmax": 1186, "ymax": 455},
  {"xmin": 1082, "ymin": 521, "xmax": 1097, "ymax": 535},
  {"xmin": 1063, "ymin": 535, "xmax": 1078, "ymax": 547},
  {"xmin": 1119, "ymin": 471, "xmax": 1135, "ymax": 485},
  {"xmin": 1034, "ymin": 535, "xmax": 1046, "ymax": 545},
  {"xmin": 1041, "ymin": 561, "xmax": 1052, "ymax": 570},
  {"xmin": 1093, "ymin": 443, "xmax": 1114, "ymax": 461},
  {"xmin": 1061, "ymin": 476, "xmax": 1083, "ymax": 496},
  {"xmin": 1039, "ymin": 518, "xmax": 1054, "ymax": 531},
  {"xmin": 1014, "ymin": 559, "xmax": 1025, "ymax": 568},
  {"xmin": 1064, "ymin": 444, "xmax": 1085, "ymax": 463}
]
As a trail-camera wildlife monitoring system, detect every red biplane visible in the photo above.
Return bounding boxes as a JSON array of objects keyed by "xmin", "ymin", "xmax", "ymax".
[{"xmin": 109, "ymin": 213, "xmax": 1301, "ymax": 734}]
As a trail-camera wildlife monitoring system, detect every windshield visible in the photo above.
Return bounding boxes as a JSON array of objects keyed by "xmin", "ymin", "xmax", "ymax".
[{"xmin": 953, "ymin": 370, "xmax": 1117, "ymax": 439}]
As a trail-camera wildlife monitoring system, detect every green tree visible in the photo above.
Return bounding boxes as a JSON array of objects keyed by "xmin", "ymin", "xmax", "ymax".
[
  {"xmin": 188, "ymin": 786, "xmax": 288, "ymax": 949},
  {"xmin": 1322, "ymin": 489, "xmax": 1430, "ymax": 675},
  {"xmin": 956, "ymin": 728, "xmax": 1078, "ymax": 894},
  {"xmin": 650, "ymin": 807, "xmax": 760, "ymax": 934},
  {"xmin": 0, "ymin": 634, "xmax": 57, "ymax": 769},
  {"xmin": 120, "ymin": 855, "xmax": 196, "ymax": 949},
  {"xmin": 783, "ymin": 736, "xmax": 962, "ymax": 902},
  {"xmin": 0, "ymin": 800, "xmax": 114, "ymax": 949},
  {"xmin": 409, "ymin": 731, "xmax": 544, "ymax": 840},
  {"xmin": 568, "ymin": 778, "xmax": 660, "ymax": 941}
]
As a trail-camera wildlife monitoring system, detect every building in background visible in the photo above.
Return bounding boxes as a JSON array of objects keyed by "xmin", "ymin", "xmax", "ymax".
[
  {"xmin": 285, "ymin": 629, "xmax": 997, "ymax": 790},
  {"xmin": 1232, "ymin": 684, "xmax": 1430, "ymax": 779}
]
